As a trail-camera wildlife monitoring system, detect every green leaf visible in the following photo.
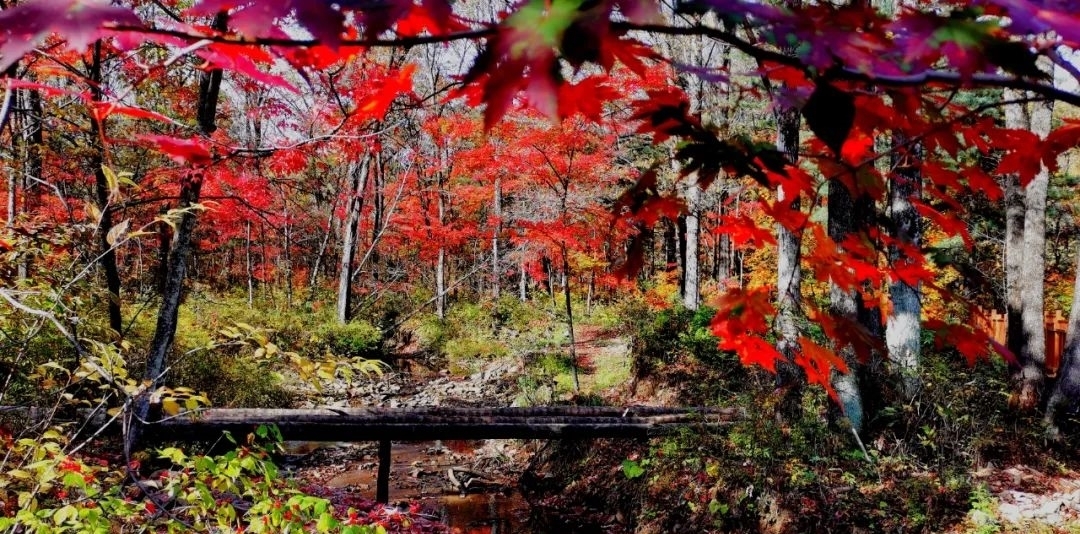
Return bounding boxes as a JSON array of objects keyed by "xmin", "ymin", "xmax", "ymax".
[
  {"xmin": 621, "ymin": 459, "xmax": 645, "ymax": 479},
  {"xmin": 53, "ymin": 504, "xmax": 77, "ymax": 525},
  {"xmin": 158, "ymin": 447, "xmax": 187, "ymax": 464},
  {"xmin": 316, "ymin": 511, "xmax": 336, "ymax": 532}
]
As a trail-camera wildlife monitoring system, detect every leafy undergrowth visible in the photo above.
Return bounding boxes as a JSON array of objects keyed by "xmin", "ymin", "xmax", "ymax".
[
  {"xmin": 0, "ymin": 425, "xmax": 445, "ymax": 533},
  {"xmin": 520, "ymin": 304, "xmax": 1080, "ymax": 533}
]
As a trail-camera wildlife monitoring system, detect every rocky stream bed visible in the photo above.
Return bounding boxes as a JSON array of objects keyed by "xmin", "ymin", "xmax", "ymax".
[{"xmin": 284, "ymin": 357, "xmax": 535, "ymax": 532}]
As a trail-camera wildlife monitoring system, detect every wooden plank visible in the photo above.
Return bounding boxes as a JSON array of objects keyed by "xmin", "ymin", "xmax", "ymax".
[{"xmin": 377, "ymin": 439, "xmax": 391, "ymax": 504}]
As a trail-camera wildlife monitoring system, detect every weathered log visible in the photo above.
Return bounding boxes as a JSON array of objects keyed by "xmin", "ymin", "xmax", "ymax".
[
  {"xmin": 148, "ymin": 407, "xmax": 738, "ymax": 442},
  {"xmin": 3, "ymin": 406, "xmax": 741, "ymax": 442}
]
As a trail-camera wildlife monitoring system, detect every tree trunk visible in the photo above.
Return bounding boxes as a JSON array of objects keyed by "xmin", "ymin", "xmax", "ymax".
[
  {"xmin": 562, "ymin": 250, "xmax": 580, "ymax": 392},
  {"xmin": 1017, "ymin": 96, "xmax": 1052, "ymax": 410},
  {"xmin": 683, "ymin": 175, "xmax": 701, "ymax": 310},
  {"xmin": 308, "ymin": 207, "xmax": 335, "ymax": 303},
  {"xmin": 435, "ymin": 150, "xmax": 448, "ymax": 320},
  {"xmin": 281, "ymin": 195, "xmax": 294, "ymax": 307},
  {"xmin": 246, "ymin": 221, "xmax": 254, "ymax": 308},
  {"xmin": 492, "ymin": 175, "xmax": 502, "ymax": 299},
  {"xmin": 716, "ymin": 192, "xmax": 732, "ymax": 284},
  {"xmin": 774, "ymin": 101, "xmax": 804, "ymax": 409},
  {"xmin": 371, "ymin": 150, "xmax": 384, "ymax": 282},
  {"xmin": 337, "ymin": 154, "xmax": 371, "ymax": 324},
  {"xmin": 1045, "ymin": 243, "xmax": 1080, "ymax": 432},
  {"xmin": 887, "ymin": 136, "xmax": 923, "ymax": 398},
  {"xmin": 133, "ymin": 12, "xmax": 227, "ymax": 451},
  {"xmin": 829, "ymin": 178, "xmax": 865, "ymax": 433},
  {"xmin": 519, "ymin": 256, "xmax": 527, "ymax": 302},
  {"xmin": 662, "ymin": 218, "xmax": 677, "ymax": 271},
  {"xmin": 1003, "ymin": 88, "xmax": 1027, "ymax": 363},
  {"xmin": 88, "ymin": 42, "xmax": 123, "ymax": 337}
]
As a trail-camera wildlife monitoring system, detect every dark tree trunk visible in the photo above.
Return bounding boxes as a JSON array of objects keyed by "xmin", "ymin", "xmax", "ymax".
[
  {"xmin": 132, "ymin": 12, "xmax": 227, "ymax": 451},
  {"xmin": 662, "ymin": 218, "xmax": 677, "ymax": 270},
  {"xmin": 562, "ymin": 249, "xmax": 579, "ymax": 392},
  {"xmin": 88, "ymin": 42, "xmax": 123, "ymax": 337}
]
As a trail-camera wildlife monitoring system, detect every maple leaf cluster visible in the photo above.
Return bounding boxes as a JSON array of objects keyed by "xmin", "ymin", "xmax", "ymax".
[{"xmin": 2, "ymin": 0, "xmax": 1080, "ymax": 403}]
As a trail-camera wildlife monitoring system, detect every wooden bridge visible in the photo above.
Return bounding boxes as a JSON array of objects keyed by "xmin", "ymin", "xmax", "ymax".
[{"xmin": 149, "ymin": 405, "xmax": 740, "ymax": 503}]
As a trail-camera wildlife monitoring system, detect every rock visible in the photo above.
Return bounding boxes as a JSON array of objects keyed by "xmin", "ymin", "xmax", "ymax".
[
  {"xmin": 998, "ymin": 502, "xmax": 1021, "ymax": 522},
  {"xmin": 1036, "ymin": 499, "xmax": 1063, "ymax": 518},
  {"xmin": 968, "ymin": 509, "xmax": 994, "ymax": 527}
]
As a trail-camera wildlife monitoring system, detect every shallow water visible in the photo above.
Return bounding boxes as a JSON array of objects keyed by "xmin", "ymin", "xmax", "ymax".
[
  {"xmin": 422, "ymin": 492, "xmax": 530, "ymax": 534},
  {"xmin": 286, "ymin": 440, "xmax": 536, "ymax": 532}
]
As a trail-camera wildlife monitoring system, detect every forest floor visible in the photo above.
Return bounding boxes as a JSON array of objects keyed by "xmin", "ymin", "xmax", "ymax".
[{"xmin": 284, "ymin": 325, "xmax": 1080, "ymax": 533}]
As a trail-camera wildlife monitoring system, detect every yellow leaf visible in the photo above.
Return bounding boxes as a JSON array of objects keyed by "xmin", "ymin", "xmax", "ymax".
[
  {"xmin": 102, "ymin": 165, "xmax": 120, "ymax": 201},
  {"xmin": 106, "ymin": 219, "xmax": 130, "ymax": 246},
  {"xmin": 85, "ymin": 203, "xmax": 102, "ymax": 224},
  {"xmin": 161, "ymin": 398, "xmax": 181, "ymax": 416},
  {"xmin": 7, "ymin": 469, "xmax": 31, "ymax": 480}
]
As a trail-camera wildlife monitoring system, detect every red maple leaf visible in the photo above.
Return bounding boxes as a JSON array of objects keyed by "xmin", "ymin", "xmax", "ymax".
[
  {"xmin": 140, "ymin": 135, "xmax": 213, "ymax": 166},
  {"xmin": 196, "ymin": 44, "xmax": 298, "ymax": 93}
]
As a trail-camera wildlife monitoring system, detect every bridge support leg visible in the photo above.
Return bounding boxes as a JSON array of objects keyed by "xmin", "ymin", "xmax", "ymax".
[{"xmin": 376, "ymin": 439, "xmax": 391, "ymax": 504}]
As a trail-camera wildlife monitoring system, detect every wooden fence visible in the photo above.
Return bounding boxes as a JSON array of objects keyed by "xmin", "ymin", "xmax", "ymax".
[{"xmin": 973, "ymin": 309, "xmax": 1068, "ymax": 376}]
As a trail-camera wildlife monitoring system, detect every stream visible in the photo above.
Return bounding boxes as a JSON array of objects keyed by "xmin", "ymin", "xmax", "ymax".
[
  {"xmin": 284, "ymin": 439, "xmax": 532, "ymax": 533},
  {"xmin": 286, "ymin": 357, "xmax": 539, "ymax": 532}
]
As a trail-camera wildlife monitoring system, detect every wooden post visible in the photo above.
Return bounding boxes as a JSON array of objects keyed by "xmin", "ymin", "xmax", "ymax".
[{"xmin": 377, "ymin": 439, "xmax": 391, "ymax": 504}]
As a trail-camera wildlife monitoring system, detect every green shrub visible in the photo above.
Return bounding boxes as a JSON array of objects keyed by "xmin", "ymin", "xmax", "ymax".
[
  {"xmin": 312, "ymin": 320, "xmax": 383, "ymax": 359},
  {"xmin": 623, "ymin": 300, "xmax": 728, "ymax": 376},
  {"xmin": 171, "ymin": 352, "xmax": 293, "ymax": 408},
  {"xmin": 415, "ymin": 314, "xmax": 452, "ymax": 353}
]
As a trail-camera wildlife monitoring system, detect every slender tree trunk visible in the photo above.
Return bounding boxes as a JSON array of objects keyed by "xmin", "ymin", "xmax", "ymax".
[
  {"xmin": 282, "ymin": 198, "xmax": 294, "ymax": 307},
  {"xmin": 308, "ymin": 207, "xmax": 335, "ymax": 302},
  {"xmin": 774, "ymin": 100, "xmax": 804, "ymax": 410},
  {"xmin": 435, "ymin": 150, "xmax": 448, "ymax": 319},
  {"xmin": 663, "ymin": 218, "xmax": 677, "ymax": 271},
  {"xmin": 586, "ymin": 271, "xmax": 595, "ymax": 316},
  {"xmin": 519, "ymin": 256, "xmax": 527, "ymax": 302},
  {"xmin": 1045, "ymin": 244, "xmax": 1080, "ymax": 432},
  {"xmin": 1003, "ymin": 88, "xmax": 1027, "ymax": 362},
  {"xmin": 829, "ymin": 178, "xmax": 865, "ymax": 433},
  {"xmin": 562, "ymin": 249, "xmax": 579, "ymax": 392},
  {"xmin": 492, "ymin": 175, "xmax": 502, "ymax": 299},
  {"xmin": 716, "ymin": 192, "xmax": 732, "ymax": 284},
  {"xmin": 1017, "ymin": 96, "xmax": 1052, "ymax": 410},
  {"xmin": 133, "ymin": 12, "xmax": 227, "ymax": 451},
  {"xmin": 337, "ymin": 154, "xmax": 370, "ymax": 323},
  {"xmin": 88, "ymin": 42, "xmax": 123, "ymax": 337},
  {"xmin": 436, "ymin": 249, "xmax": 446, "ymax": 319},
  {"xmin": 371, "ymin": 150, "xmax": 384, "ymax": 281},
  {"xmin": 246, "ymin": 221, "xmax": 254, "ymax": 308},
  {"xmin": 677, "ymin": 214, "xmax": 687, "ymax": 293},
  {"xmin": 10, "ymin": 85, "xmax": 42, "ymax": 279},
  {"xmin": 683, "ymin": 175, "xmax": 700, "ymax": 310},
  {"xmin": 887, "ymin": 136, "xmax": 923, "ymax": 398}
]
